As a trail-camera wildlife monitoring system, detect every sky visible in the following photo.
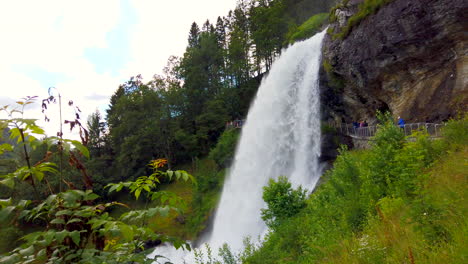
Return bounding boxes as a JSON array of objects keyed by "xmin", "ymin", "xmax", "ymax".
[{"xmin": 0, "ymin": 0, "xmax": 238, "ymax": 137}]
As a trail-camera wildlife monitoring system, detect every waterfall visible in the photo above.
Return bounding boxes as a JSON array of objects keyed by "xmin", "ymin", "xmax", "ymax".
[{"xmin": 150, "ymin": 30, "xmax": 326, "ymax": 263}]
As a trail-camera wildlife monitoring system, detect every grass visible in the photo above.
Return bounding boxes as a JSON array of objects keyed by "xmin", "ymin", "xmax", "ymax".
[
  {"xmin": 287, "ymin": 13, "xmax": 329, "ymax": 43},
  {"xmin": 320, "ymin": 147, "xmax": 468, "ymax": 264},
  {"xmin": 147, "ymin": 179, "xmax": 194, "ymax": 239}
]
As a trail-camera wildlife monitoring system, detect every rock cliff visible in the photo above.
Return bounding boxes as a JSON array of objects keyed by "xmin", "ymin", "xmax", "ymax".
[{"xmin": 320, "ymin": 0, "xmax": 467, "ymax": 125}]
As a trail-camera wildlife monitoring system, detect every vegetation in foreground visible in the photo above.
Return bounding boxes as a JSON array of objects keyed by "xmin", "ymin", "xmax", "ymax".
[{"xmin": 0, "ymin": 99, "xmax": 194, "ymax": 263}]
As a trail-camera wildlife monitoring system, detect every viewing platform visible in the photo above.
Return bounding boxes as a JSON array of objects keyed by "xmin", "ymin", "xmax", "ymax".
[{"xmin": 329, "ymin": 122, "xmax": 445, "ymax": 140}]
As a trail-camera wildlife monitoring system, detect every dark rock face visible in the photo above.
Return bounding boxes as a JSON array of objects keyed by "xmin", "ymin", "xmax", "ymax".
[
  {"xmin": 320, "ymin": 131, "xmax": 353, "ymax": 163},
  {"xmin": 321, "ymin": 0, "xmax": 468, "ymax": 125}
]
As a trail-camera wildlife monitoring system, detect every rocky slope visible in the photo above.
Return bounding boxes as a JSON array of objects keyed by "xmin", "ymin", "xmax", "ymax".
[{"xmin": 320, "ymin": 0, "xmax": 467, "ymax": 125}]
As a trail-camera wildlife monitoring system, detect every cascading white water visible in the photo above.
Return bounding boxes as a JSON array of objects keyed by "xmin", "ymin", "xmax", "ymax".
[
  {"xmin": 207, "ymin": 30, "xmax": 326, "ymax": 252},
  {"xmin": 150, "ymin": 30, "xmax": 326, "ymax": 263}
]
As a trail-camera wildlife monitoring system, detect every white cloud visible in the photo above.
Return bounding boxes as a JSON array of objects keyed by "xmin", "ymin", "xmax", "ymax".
[
  {"xmin": 0, "ymin": 0, "xmax": 238, "ymax": 139},
  {"xmin": 122, "ymin": 0, "xmax": 238, "ymax": 79}
]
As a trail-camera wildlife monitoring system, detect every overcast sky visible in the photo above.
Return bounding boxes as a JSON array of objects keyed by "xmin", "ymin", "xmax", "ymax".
[{"xmin": 0, "ymin": 0, "xmax": 238, "ymax": 137}]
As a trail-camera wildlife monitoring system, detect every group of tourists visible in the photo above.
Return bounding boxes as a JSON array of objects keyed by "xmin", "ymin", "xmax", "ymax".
[
  {"xmin": 351, "ymin": 120, "xmax": 369, "ymax": 137},
  {"xmin": 226, "ymin": 119, "xmax": 244, "ymax": 129},
  {"xmin": 352, "ymin": 120, "xmax": 368, "ymax": 128}
]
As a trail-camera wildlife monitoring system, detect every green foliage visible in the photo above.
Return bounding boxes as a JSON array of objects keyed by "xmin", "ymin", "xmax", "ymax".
[
  {"xmin": 186, "ymin": 159, "xmax": 226, "ymax": 237},
  {"xmin": 261, "ymin": 176, "xmax": 307, "ymax": 229},
  {"xmin": 321, "ymin": 122, "xmax": 337, "ymax": 134},
  {"xmin": 243, "ymin": 114, "xmax": 467, "ymax": 263},
  {"xmin": 287, "ymin": 13, "xmax": 328, "ymax": 43},
  {"xmin": 322, "ymin": 58, "xmax": 345, "ymax": 91},
  {"xmin": 208, "ymin": 129, "xmax": 240, "ymax": 168},
  {"xmin": 441, "ymin": 115, "xmax": 468, "ymax": 149},
  {"xmin": 0, "ymin": 226, "xmax": 24, "ymax": 254},
  {"xmin": 0, "ymin": 105, "xmax": 193, "ymax": 262}
]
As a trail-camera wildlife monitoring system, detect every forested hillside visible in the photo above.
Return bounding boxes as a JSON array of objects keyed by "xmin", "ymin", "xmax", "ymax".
[{"xmin": 89, "ymin": 0, "xmax": 338, "ymax": 186}]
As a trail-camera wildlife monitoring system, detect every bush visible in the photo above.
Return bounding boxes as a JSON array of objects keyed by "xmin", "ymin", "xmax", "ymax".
[
  {"xmin": 441, "ymin": 116, "xmax": 468, "ymax": 150},
  {"xmin": 261, "ymin": 176, "xmax": 307, "ymax": 229},
  {"xmin": 0, "ymin": 226, "xmax": 23, "ymax": 254}
]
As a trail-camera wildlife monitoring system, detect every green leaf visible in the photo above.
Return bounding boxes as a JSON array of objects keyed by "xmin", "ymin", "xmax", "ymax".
[
  {"xmin": 9, "ymin": 128, "xmax": 21, "ymax": 141},
  {"xmin": 44, "ymin": 231, "xmax": 55, "ymax": 245},
  {"xmin": 55, "ymin": 230, "xmax": 68, "ymax": 243},
  {"xmin": 0, "ymin": 177, "xmax": 15, "ymax": 189},
  {"xmin": 0, "ymin": 253, "xmax": 21, "ymax": 264},
  {"xmin": 30, "ymin": 126, "xmax": 45, "ymax": 135},
  {"xmin": 17, "ymin": 200, "xmax": 30, "ymax": 208},
  {"xmin": 69, "ymin": 140, "xmax": 90, "ymax": 159},
  {"xmin": 50, "ymin": 218, "xmax": 66, "ymax": 225},
  {"xmin": 19, "ymin": 245, "xmax": 35, "ymax": 256},
  {"xmin": 56, "ymin": 209, "xmax": 73, "ymax": 216},
  {"xmin": 174, "ymin": 171, "xmax": 181, "ymax": 180},
  {"xmin": 69, "ymin": 231, "xmax": 81, "ymax": 246},
  {"xmin": 22, "ymin": 232, "xmax": 41, "ymax": 243},
  {"xmin": 73, "ymin": 210, "xmax": 92, "ymax": 218},
  {"xmin": 31, "ymin": 168, "xmax": 45, "ymax": 182},
  {"xmin": 119, "ymin": 224, "xmax": 134, "ymax": 241},
  {"xmin": 135, "ymin": 188, "xmax": 142, "ymax": 200},
  {"xmin": 62, "ymin": 191, "xmax": 81, "ymax": 207},
  {"xmin": 0, "ymin": 143, "xmax": 13, "ymax": 155},
  {"xmin": 166, "ymin": 170, "xmax": 174, "ymax": 180},
  {"xmin": 0, "ymin": 198, "xmax": 12, "ymax": 208},
  {"xmin": 36, "ymin": 248, "xmax": 47, "ymax": 261},
  {"xmin": 182, "ymin": 171, "xmax": 189, "ymax": 181},
  {"xmin": 89, "ymin": 219, "xmax": 106, "ymax": 230},
  {"xmin": 0, "ymin": 206, "xmax": 15, "ymax": 222},
  {"xmin": 36, "ymin": 162, "xmax": 59, "ymax": 175},
  {"xmin": 28, "ymin": 135, "xmax": 37, "ymax": 142},
  {"xmin": 84, "ymin": 193, "xmax": 99, "ymax": 201},
  {"xmin": 107, "ymin": 183, "xmax": 119, "ymax": 193}
]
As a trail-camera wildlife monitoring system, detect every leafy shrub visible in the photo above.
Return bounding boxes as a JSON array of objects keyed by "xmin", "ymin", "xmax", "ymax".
[
  {"xmin": 441, "ymin": 116, "xmax": 468, "ymax": 149},
  {"xmin": 0, "ymin": 99, "xmax": 193, "ymax": 263},
  {"xmin": 261, "ymin": 176, "xmax": 307, "ymax": 229},
  {"xmin": 0, "ymin": 226, "xmax": 23, "ymax": 254}
]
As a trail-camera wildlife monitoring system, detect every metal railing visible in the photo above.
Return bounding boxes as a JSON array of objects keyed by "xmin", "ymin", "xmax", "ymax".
[{"xmin": 330, "ymin": 122, "xmax": 445, "ymax": 139}]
